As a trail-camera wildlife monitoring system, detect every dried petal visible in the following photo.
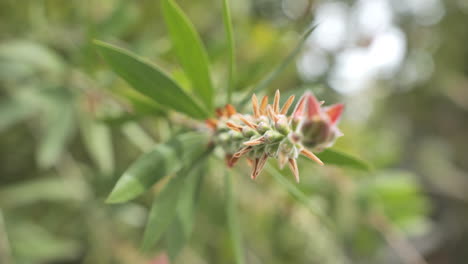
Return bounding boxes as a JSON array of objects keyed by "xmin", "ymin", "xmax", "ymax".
[
  {"xmin": 280, "ymin": 95, "xmax": 295, "ymax": 115},
  {"xmin": 300, "ymin": 149, "xmax": 324, "ymax": 165},
  {"xmin": 226, "ymin": 104, "xmax": 237, "ymax": 117},
  {"xmin": 273, "ymin": 90, "xmax": 280, "ymax": 114},
  {"xmin": 239, "ymin": 115, "xmax": 258, "ymax": 129},
  {"xmin": 260, "ymin": 95, "xmax": 269, "ymax": 115},
  {"xmin": 252, "ymin": 94, "xmax": 260, "ymax": 118},
  {"xmin": 288, "ymin": 158, "xmax": 300, "ymax": 182},
  {"xmin": 243, "ymin": 136, "xmax": 265, "ymax": 146},
  {"xmin": 226, "ymin": 121, "xmax": 243, "ymax": 132}
]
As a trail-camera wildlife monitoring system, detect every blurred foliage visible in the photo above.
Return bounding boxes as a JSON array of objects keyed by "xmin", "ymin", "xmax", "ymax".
[{"xmin": 0, "ymin": 0, "xmax": 467, "ymax": 264}]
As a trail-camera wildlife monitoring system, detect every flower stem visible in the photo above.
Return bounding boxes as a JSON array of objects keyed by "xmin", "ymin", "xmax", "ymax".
[{"xmin": 224, "ymin": 170, "xmax": 246, "ymax": 264}]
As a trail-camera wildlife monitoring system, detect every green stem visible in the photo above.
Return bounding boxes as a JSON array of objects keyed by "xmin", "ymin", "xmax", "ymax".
[
  {"xmin": 224, "ymin": 170, "xmax": 245, "ymax": 264},
  {"xmin": 222, "ymin": 0, "xmax": 235, "ymax": 104}
]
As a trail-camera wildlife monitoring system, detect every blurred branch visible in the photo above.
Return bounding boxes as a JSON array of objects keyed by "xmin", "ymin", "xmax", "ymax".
[
  {"xmin": 0, "ymin": 210, "xmax": 12, "ymax": 264},
  {"xmin": 369, "ymin": 213, "xmax": 428, "ymax": 264}
]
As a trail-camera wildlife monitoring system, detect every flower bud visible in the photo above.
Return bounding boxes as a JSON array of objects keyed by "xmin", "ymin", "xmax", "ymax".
[{"xmin": 275, "ymin": 115, "xmax": 290, "ymax": 135}]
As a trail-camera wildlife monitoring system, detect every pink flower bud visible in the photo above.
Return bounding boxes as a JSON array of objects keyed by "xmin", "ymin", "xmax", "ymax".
[{"xmin": 292, "ymin": 91, "xmax": 344, "ymax": 151}]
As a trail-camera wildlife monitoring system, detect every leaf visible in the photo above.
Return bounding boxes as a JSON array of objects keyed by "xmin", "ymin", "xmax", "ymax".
[
  {"xmin": 222, "ymin": 0, "xmax": 235, "ymax": 103},
  {"xmin": 161, "ymin": 0, "xmax": 214, "ymax": 110},
  {"xmin": 142, "ymin": 155, "xmax": 209, "ymax": 251},
  {"xmin": 316, "ymin": 149, "xmax": 371, "ymax": 171},
  {"xmin": 79, "ymin": 116, "xmax": 115, "ymax": 175},
  {"xmin": 224, "ymin": 171, "xmax": 245, "ymax": 264},
  {"xmin": 106, "ymin": 132, "xmax": 209, "ymax": 203},
  {"xmin": 37, "ymin": 101, "xmax": 75, "ymax": 169},
  {"xmin": 237, "ymin": 25, "xmax": 318, "ymax": 108},
  {"xmin": 94, "ymin": 41, "xmax": 209, "ymax": 119},
  {"xmin": 0, "ymin": 177, "xmax": 88, "ymax": 208},
  {"xmin": 8, "ymin": 221, "xmax": 80, "ymax": 263},
  {"xmin": 166, "ymin": 164, "xmax": 204, "ymax": 260},
  {"xmin": 0, "ymin": 99, "xmax": 35, "ymax": 132},
  {"xmin": 167, "ymin": 217, "xmax": 186, "ymax": 261}
]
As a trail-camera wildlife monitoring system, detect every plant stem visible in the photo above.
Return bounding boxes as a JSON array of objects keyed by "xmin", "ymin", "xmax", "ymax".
[
  {"xmin": 224, "ymin": 170, "xmax": 246, "ymax": 264},
  {"xmin": 222, "ymin": 0, "xmax": 236, "ymax": 104}
]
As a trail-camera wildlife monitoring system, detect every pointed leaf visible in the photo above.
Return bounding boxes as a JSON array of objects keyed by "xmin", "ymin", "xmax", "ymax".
[
  {"xmin": 161, "ymin": 0, "xmax": 214, "ymax": 110},
  {"xmin": 94, "ymin": 41, "xmax": 209, "ymax": 119},
  {"xmin": 142, "ymin": 155, "xmax": 209, "ymax": 251},
  {"xmin": 166, "ymin": 164, "xmax": 204, "ymax": 260},
  {"xmin": 106, "ymin": 132, "xmax": 209, "ymax": 203},
  {"xmin": 316, "ymin": 149, "xmax": 371, "ymax": 171}
]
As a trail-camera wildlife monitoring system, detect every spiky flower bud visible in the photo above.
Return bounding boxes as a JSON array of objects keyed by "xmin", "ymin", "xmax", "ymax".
[{"xmin": 208, "ymin": 90, "xmax": 344, "ymax": 182}]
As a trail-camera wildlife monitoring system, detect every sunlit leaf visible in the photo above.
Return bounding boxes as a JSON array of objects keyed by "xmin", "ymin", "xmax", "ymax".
[
  {"xmin": 106, "ymin": 132, "xmax": 209, "ymax": 203},
  {"xmin": 316, "ymin": 149, "xmax": 371, "ymax": 171},
  {"xmin": 161, "ymin": 0, "xmax": 214, "ymax": 110},
  {"xmin": 94, "ymin": 41, "xmax": 209, "ymax": 119}
]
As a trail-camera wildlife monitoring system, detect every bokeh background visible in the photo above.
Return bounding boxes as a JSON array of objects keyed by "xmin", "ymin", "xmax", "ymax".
[{"xmin": 1, "ymin": 0, "xmax": 468, "ymax": 263}]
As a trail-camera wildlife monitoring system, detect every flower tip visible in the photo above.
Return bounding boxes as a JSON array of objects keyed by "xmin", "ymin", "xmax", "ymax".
[{"xmin": 326, "ymin": 103, "xmax": 344, "ymax": 125}]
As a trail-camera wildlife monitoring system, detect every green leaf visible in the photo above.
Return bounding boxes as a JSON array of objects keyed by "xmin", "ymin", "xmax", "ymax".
[
  {"xmin": 222, "ymin": 0, "xmax": 235, "ymax": 103},
  {"xmin": 106, "ymin": 132, "xmax": 209, "ymax": 203},
  {"xmin": 238, "ymin": 25, "xmax": 317, "ymax": 108},
  {"xmin": 142, "ymin": 155, "xmax": 209, "ymax": 251},
  {"xmin": 79, "ymin": 116, "xmax": 115, "ymax": 175},
  {"xmin": 225, "ymin": 171, "xmax": 245, "ymax": 264},
  {"xmin": 94, "ymin": 41, "xmax": 209, "ymax": 119},
  {"xmin": 166, "ymin": 164, "xmax": 204, "ymax": 260},
  {"xmin": 161, "ymin": 0, "xmax": 214, "ymax": 110},
  {"xmin": 0, "ymin": 177, "xmax": 88, "ymax": 208},
  {"xmin": 316, "ymin": 149, "xmax": 371, "ymax": 171},
  {"xmin": 37, "ymin": 101, "xmax": 75, "ymax": 169},
  {"xmin": 167, "ymin": 217, "xmax": 186, "ymax": 260},
  {"xmin": 0, "ymin": 99, "xmax": 35, "ymax": 132}
]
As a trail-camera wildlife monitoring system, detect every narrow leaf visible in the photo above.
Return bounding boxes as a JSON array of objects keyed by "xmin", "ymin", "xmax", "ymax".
[
  {"xmin": 166, "ymin": 163, "xmax": 204, "ymax": 260},
  {"xmin": 80, "ymin": 116, "xmax": 115, "ymax": 175},
  {"xmin": 316, "ymin": 149, "xmax": 371, "ymax": 171},
  {"xmin": 222, "ymin": 0, "xmax": 236, "ymax": 103},
  {"xmin": 37, "ymin": 102, "xmax": 75, "ymax": 169},
  {"xmin": 142, "ymin": 154, "xmax": 209, "ymax": 251},
  {"xmin": 161, "ymin": 0, "xmax": 214, "ymax": 110},
  {"xmin": 238, "ymin": 25, "xmax": 317, "ymax": 108},
  {"xmin": 94, "ymin": 41, "xmax": 209, "ymax": 119},
  {"xmin": 106, "ymin": 132, "xmax": 209, "ymax": 203}
]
